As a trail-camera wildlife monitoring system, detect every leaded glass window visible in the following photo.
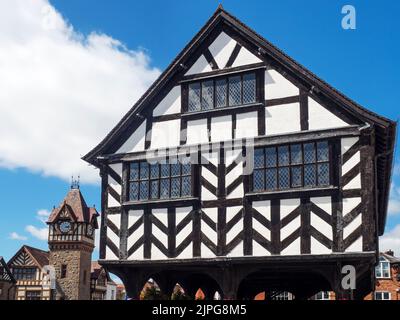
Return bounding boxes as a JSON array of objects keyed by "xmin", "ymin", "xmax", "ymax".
[
  {"xmin": 128, "ymin": 160, "xmax": 192, "ymax": 201},
  {"xmin": 187, "ymin": 72, "xmax": 257, "ymax": 112},
  {"xmin": 252, "ymin": 141, "xmax": 331, "ymax": 192}
]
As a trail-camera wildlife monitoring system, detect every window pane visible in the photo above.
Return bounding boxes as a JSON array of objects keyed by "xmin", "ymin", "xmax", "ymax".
[
  {"xmin": 170, "ymin": 163, "xmax": 180, "ymax": 177},
  {"xmin": 304, "ymin": 143, "xmax": 316, "ymax": 163},
  {"xmin": 139, "ymin": 181, "xmax": 149, "ymax": 200},
  {"xmin": 253, "ymin": 169, "xmax": 265, "ymax": 191},
  {"xmin": 382, "ymin": 262, "xmax": 390, "ymax": 277},
  {"xmin": 265, "ymin": 169, "xmax": 277, "ymax": 190},
  {"xmin": 188, "ymin": 83, "xmax": 201, "ymax": 112},
  {"xmin": 317, "ymin": 141, "xmax": 329, "ymax": 162},
  {"xmin": 171, "ymin": 177, "xmax": 180, "ymax": 197},
  {"xmin": 160, "ymin": 179, "xmax": 170, "ymax": 199},
  {"xmin": 201, "ymin": 80, "xmax": 214, "ymax": 110},
  {"xmin": 265, "ymin": 147, "xmax": 277, "ymax": 167},
  {"xmin": 229, "ymin": 76, "xmax": 241, "ymax": 106},
  {"xmin": 242, "ymin": 73, "xmax": 256, "ymax": 104},
  {"xmin": 129, "ymin": 182, "xmax": 139, "ymax": 201},
  {"xmin": 317, "ymin": 163, "xmax": 329, "ymax": 185},
  {"xmin": 291, "ymin": 166, "xmax": 302, "ymax": 187},
  {"xmin": 278, "ymin": 146, "xmax": 289, "ymax": 166},
  {"xmin": 278, "ymin": 167, "xmax": 290, "ymax": 189},
  {"xmin": 160, "ymin": 164, "xmax": 170, "ymax": 178},
  {"xmin": 254, "ymin": 149, "xmax": 264, "ymax": 168},
  {"xmin": 304, "ymin": 164, "xmax": 316, "ymax": 187},
  {"xmin": 181, "ymin": 176, "xmax": 191, "ymax": 196},
  {"xmin": 181, "ymin": 163, "xmax": 191, "ymax": 175},
  {"xmin": 215, "ymin": 79, "xmax": 227, "ymax": 108},
  {"xmin": 150, "ymin": 180, "xmax": 159, "ymax": 199},
  {"xmin": 291, "ymin": 144, "xmax": 302, "ymax": 165},
  {"xmin": 130, "ymin": 163, "xmax": 139, "ymax": 180},
  {"xmin": 150, "ymin": 164, "xmax": 159, "ymax": 179},
  {"xmin": 139, "ymin": 162, "xmax": 149, "ymax": 180}
]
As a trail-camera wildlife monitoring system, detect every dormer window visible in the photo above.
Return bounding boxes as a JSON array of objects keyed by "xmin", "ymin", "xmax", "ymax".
[
  {"xmin": 187, "ymin": 72, "xmax": 257, "ymax": 112},
  {"xmin": 375, "ymin": 256, "xmax": 390, "ymax": 278}
]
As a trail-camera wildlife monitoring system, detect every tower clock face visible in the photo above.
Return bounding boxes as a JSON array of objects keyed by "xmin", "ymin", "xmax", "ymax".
[{"xmin": 59, "ymin": 221, "xmax": 72, "ymax": 233}]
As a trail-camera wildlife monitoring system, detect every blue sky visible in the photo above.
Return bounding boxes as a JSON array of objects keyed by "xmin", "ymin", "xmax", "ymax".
[{"xmin": 0, "ymin": 0, "xmax": 399, "ymax": 262}]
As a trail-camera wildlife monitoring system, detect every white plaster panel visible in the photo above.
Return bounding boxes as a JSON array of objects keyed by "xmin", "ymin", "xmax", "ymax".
[
  {"xmin": 186, "ymin": 119, "xmax": 208, "ymax": 145},
  {"xmin": 176, "ymin": 245, "xmax": 192, "ymax": 259},
  {"xmin": 225, "ymin": 161, "xmax": 242, "ymax": 186},
  {"xmin": 226, "ymin": 183, "xmax": 243, "ymax": 199},
  {"xmin": 343, "ymin": 173, "xmax": 361, "ymax": 190},
  {"xmin": 344, "ymin": 214, "xmax": 362, "ymax": 239},
  {"xmin": 345, "ymin": 236, "xmax": 363, "ymax": 252},
  {"xmin": 265, "ymin": 103, "xmax": 301, "ymax": 135},
  {"xmin": 151, "ymin": 245, "xmax": 168, "ymax": 260},
  {"xmin": 264, "ymin": 69, "xmax": 299, "ymax": 99},
  {"xmin": 342, "ymin": 151, "xmax": 360, "ymax": 175},
  {"xmin": 108, "ymin": 175, "xmax": 121, "ymax": 195},
  {"xmin": 342, "ymin": 197, "xmax": 361, "ymax": 216},
  {"xmin": 185, "ymin": 55, "xmax": 212, "ymax": 75},
  {"xmin": 208, "ymin": 32, "xmax": 237, "ymax": 69},
  {"xmin": 252, "ymin": 240, "xmax": 271, "ymax": 256},
  {"xmin": 108, "ymin": 213, "xmax": 121, "ymax": 229},
  {"xmin": 211, "ymin": 116, "xmax": 232, "ymax": 142},
  {"xmin": 106, "ymin": 247, "xmax": 118, "ymax": 260},
  {"xmin": 202, "ymin": 208, "xmax": 218, "ymax": 245},
  {"xmin": 202, "ymin": 166, "xmax": 218, "ymax": 187},
  {"xmin": 252, "ymin": 201, "xmax": 271, "ymax": 221},
  {"xmin": 308, "ymin": 97, "xmax": 349, "ymax": 130},
  {"xmin": 153, "ymin": 86, "xmax": 181, "ymax": 116},
  {"xmin": 235, "ymin": 111, "xmax": 258, "ymax": 139},
  {"xmin": 175, "ymin": 207, "xmax": 193, "ymax": 245},
  {"xmin": 117, "ymin": 120, "xmax": 146, "ymax": 153},
  {"xmin": 280, "ymin": 215, "xmax": 301, "ymax": 240},
  {"xmin": 341, "ymin": 137, "xmax": 359, "ymax": 155},
  {"xmin": 226, "ymin": 206, "xmax": 243, "ymax": 243},
  {"xmin": 225, "ymin": 148, "xmax": 242, "ymax": 166},
  {"xmin": 150, "ymin": 119, "xmax": 180, "ymax": 149},
  {"xmin": 280, "ymin": 199, "xmax": 301, "ymax": 218},
  {"xmin": 310, "ymin": 197, "xmax": 332, "ymax": 215},
  {"xmin": 202, "ymin": 150, "xmax": 219, "ymax": 166},
  {"xmin": 227, "ymin": 242, "xmax": 243, "ymax": 257},
  {"xmin": 201, "ymin": 243, "xmax": 215, "ymax": 258},
  {"xmin": 201, "ymin": 186, "xmax": 218, "ymax": 201},
  {"xmin": 253, "ymin": 218, "xmax": 271, "ymax": 241},
  {"xmin": 311, "ymin": 237, "xmax": 331, "ymax": 254},
  {"xmin": 109, "ymin": 163, "xmax": 122, "ymax": 177},
  {"xmin": 310, "ymin": 213, "xmax": 332, "ymax": 240},
  {"xmin": 108, "ymin": 193, "xmax": 120, "ymax": 207},
  {"xmin": 231, "ymin": 47, "xmax": 262, "ymax": 67},
  {"xmin": 281, "ymin": 237, "xmax": 300, "ymax": 256}
]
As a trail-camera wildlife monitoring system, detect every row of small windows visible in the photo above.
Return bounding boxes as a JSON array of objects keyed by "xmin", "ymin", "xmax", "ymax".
[
  {"xmin": 252, "ymin": 141, "xmax": 330, "ymax": 192},
  {"xmin": 129, "ymin": 161, "xmax": 192, "ymax": 201},
  {"xmin": 127, "ymin": 141, "xmax": 332, "ymax": 201},
  {"xmin": 188, "ymin": 72, "xmax": 257, "ymax": 112},
  {"xmin": 12, "ymin": 267, "xmax": 36, "ymax": 280}
]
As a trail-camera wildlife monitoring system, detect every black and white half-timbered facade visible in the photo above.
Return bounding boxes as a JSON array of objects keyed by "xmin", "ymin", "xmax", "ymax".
[{"xmin": 83, "ymin": 7, "xmax": 396, "ymax": 300}]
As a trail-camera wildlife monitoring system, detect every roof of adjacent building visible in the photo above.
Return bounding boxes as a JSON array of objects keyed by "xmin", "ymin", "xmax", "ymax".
[
  {"xmin": 381, "ymin": 251, "xmax": 400, "ymax": 264},
  {"xmin": 82, "ymin": 6, "xmax": 396, "ymax": 236},
  {"xmin": 7, "ymin": 245, "xmax": 49, "ymax": 269},
  {"xmin": 91, "ymin": 261, "xmax": 112, "ymax": 282},
  {"xmin": 0, "ymin": 256, "xmax": 16, "ymax": 283},
  {"xmin": 47, "ymin": 188, "xmax": 98, "ymax": 224}
]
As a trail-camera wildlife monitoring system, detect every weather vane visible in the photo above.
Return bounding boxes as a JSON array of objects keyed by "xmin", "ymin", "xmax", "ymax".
[{"xmin": 71, "ymin": 175, "xmax": 80, "ymax": 189}]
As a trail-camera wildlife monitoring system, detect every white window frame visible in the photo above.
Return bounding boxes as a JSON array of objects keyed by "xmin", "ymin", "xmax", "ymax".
[
  {"xmin": 314, "ymin": 291, "xmax": 330, "ymax": 300},
  {"xmin": 374, "ymin": 291, "xmax": 391, "ymax": 300},
  {"xmin": 375, "ymin": 256, "xmax": 391, "ymax": 279}
]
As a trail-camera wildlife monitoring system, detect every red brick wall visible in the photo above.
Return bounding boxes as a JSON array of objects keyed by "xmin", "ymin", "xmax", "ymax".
[{"xmin": 365, "ymin": 265, "xmax": 400, "ymax": 300}]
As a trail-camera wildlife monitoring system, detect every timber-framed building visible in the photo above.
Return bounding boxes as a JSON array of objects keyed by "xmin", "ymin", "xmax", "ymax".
[{"xmin": 83, "ymin": 7, "xmax": 396, "ymax": 299}]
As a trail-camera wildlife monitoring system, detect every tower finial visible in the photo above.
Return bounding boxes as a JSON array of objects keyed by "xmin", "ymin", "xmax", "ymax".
[
  {"xmin": 218, "ymin": 3, "xmax": 223, "ymax": 10},
  {"xmin": 71, "ymin": 175, "xmax": 80, "ymax": 189}
]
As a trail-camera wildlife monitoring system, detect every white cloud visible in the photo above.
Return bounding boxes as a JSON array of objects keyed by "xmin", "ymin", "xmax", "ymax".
[
  {"xmin": 0, "ymin": 0, "xmax": 160, "ymax": 184},
  {"xmin": 388, "ymin": 182, "xmax": 400, "ymax": 216},
  {"xmin": 9, "ymin": 232, "xmax": 27, "ymax": 241},
  {"xmin": 380, "ymin": 224, "xmax": 400, "ymax": 257},
  {"xmin": 25, "ymin": 225, "xmax": 48, "ymax": 241},
  {"xmin": 36, "ymin": 209, "xmax": 51, "ymax": 223}
]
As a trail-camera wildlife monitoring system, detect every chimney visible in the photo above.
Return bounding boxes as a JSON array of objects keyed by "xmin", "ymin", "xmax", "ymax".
[{"xmin": 385, "ymin": 250, "xmax": 394, "ymax": 256}]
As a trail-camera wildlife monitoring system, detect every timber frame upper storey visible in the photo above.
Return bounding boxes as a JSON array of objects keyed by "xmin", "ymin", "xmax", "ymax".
[{"xmin": 83, "ymin": 7, "xmax": 396, "ymax": 299}]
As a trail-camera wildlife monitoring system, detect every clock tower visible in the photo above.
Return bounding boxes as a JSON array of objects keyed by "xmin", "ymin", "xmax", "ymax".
[{"xmin": 47, "ymin": 183, "xmax": 98, "ymax": 300}]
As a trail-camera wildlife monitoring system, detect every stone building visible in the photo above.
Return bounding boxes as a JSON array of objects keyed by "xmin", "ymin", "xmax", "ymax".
[
  {"xmin": 46, "ymin": 185, "xmax": 99, "ymax": 300},
  {"xmin": 0, "ymin": 256, "xmax": 16, "ymax": 300}
]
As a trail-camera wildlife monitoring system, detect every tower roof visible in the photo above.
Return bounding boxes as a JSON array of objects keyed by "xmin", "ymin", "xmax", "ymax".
[{"xmin": 47, "ymin": 188, "xmax": 98, "ymax": 224}]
